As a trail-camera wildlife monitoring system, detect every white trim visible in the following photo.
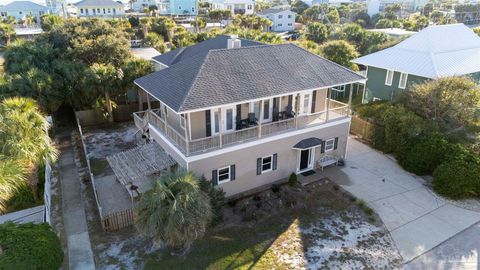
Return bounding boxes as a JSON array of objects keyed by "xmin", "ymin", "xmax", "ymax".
[
  {"xmin": 185, "ymin": 117, "xmax": 351, "ymax": 162},
  {"xmin": 296, "ymin": 148, "xmax": 314, "ymax": 173},
  {"xmin": 299, "ymin": 91, "xmax": 312, "ymax": 115},
  {"xmin": 260, "ymin": 155, "xmax": 273, "ymax": 173},
  {"xmin": 222, "ymin": 105, "xmax": 237, "ymax": 132},
  {"xmin": 324, "ymin": 138, "xmax": 335, "ymax": 152},
  {"xmin": 217, "ymin": 166, "xmax": 231, "ymax": 184},
  {"xmin": 385, "ymin": 70, "xmax": 394, "ymax": 86},
  {"xmin": 261, "ymin": 98, "xmax": 273, "ymax": 123},
  {"xmin": 398, "ymin": 72, "xmax": 408, "ymax": 89},
  {"xmin": 352, "ymin": 63, "xmax": 431, "ymax": 79},
  {"xmin": 134, "ymin": 79, "xmax": 366, "ymax": 115}
]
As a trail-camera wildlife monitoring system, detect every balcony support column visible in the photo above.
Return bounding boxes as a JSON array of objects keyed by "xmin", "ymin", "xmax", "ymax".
[
  {"xmin": 218, "ymin": 108, "xmax": 223, "ymax": 148},
  {"xmin": 184, "ymin": 113, "xmax": 190, "ymax": 156},
  {"xmin": 325, "ymin": 88, "xmax": 331, "ymax": 122},
  {"xmin": 294, "ymin": 94, "xmax": 300, "ymax": 128},
  {"xmin": 138, "ymin": 89, "xmax": 143, "ymax": 111},
  {"xmin": 348, "ymin": 83, "xmax": 353, "ymax": 115},
  {"xmin": 258, "ymin": 100, "xmax": 264, "ymax": 138},
  {"xmin": 146, "ymin": 91, "xmax": 151, "ymax": 111}
]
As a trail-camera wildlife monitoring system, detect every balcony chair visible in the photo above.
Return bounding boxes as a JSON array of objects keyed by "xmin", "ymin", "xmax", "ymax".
[{"xmin": 247, "ymin": 113, "xmax": 258, "ymax": 126}]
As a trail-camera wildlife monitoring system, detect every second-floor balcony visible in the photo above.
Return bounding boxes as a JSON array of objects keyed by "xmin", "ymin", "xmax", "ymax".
[{"xmin": 134, "ymin": 92, "xmax": 350, "ymax": 156}]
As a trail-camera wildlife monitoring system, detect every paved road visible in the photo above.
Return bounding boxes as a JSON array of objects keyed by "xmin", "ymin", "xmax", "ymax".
[
  {"xmin": 59, "ymin": 136, "xmax": 96, "ymax": 270},
  {"xmin": 323, "ymin": 138, "xmax": 480, "ymax": 264}
]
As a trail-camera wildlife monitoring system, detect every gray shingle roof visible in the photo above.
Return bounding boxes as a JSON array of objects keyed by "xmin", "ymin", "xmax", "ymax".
[
  {"xmin": 293, "ymin": 137, "xmax": 323, "ymax": 149},
  {"xmin": 0, "ymin": 1, "xmax": 48, "ymax": 11},
  {"xmin": 152, "ymin": 35, "xmax": 264, "ymax": 66},
  {"xmin": 136, "ymin": 43, "xmax": 364, "ymax": 113}
]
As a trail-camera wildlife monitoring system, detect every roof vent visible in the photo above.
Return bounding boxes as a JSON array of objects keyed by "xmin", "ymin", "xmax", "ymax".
[{"xmin": 227, "ymin": 35, "xmax": 241, "ymax": 49}]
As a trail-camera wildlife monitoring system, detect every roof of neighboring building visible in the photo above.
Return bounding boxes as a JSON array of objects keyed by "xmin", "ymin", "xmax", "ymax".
[
  {"xmin": 131, "ymin": 48, "xmax": 161, "ymax": 61},
  {"xmin": 75, "ymin": 0, "xmax": 123, "ymax": 7},
  {"xmin": 151, "ymin": 35, "xmax": 263, "ymax": 66},
  {"xmin": 353, "ymin": 24, "xmax": 480, "ymax": 79},
  {"xmin": 136, "ymin": 42, "xmax": 364, "ymax": 113},
  {"xmin": 258, "ymin": 8, "xmax": 295, "ymax": 15},
  {"xmin": 0, "ymin": 1, "xmax": 48, "ymax": 11},
  {"xmin": 368, "ymin": 28, "xmax": 416, "ymax": 37},
  {"xmin": 209, "ymin": 0, "xmax": 255, "ymax": 4}
]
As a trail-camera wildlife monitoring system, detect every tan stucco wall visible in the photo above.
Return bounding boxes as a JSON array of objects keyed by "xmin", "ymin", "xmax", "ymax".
[
  {"xmin": 187, "ymin": 120, "xmax": 350, "ymax": 197},
  {"xmin": 190, "ymin": 111, "xmax": 206, "ymax": 140},
  {"xmin": 315, "ymin": 88, "xmax": 327, "ymax": 113}
]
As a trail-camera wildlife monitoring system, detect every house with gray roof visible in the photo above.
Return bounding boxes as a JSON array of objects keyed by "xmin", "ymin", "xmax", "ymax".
[
  {"xmin": 133, "ymin": 35, "xmax": 365, "ymax": 197},
  {"xmin": 258, "ymin": 7, "xmax": 296, "ymax": 32},
  {"xmin": 0, "ymin": 1, "xmax": 50, "ymax": 21},
  {"xmin": 75, "ymin": 0, "xmax": 124, "ymax": 17}
]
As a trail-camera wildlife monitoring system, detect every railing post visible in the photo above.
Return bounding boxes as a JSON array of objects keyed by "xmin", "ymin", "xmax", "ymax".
[
  {"xmin": 146, "ymin": 92, "xmax": 151, "ymax": 111},
  {"xmin": 294, "ymin": 94, "xmax": 300, "ymax": 128},
  {"xmin": 348, "ymin": 83, "xmax": 353, "ymax": 115},
  {"xmin": 258, "ymin": 100, "xmax": 264, "ymax": 138},
  {"xmin": 326, "ymin": 88, "xmax": 331, "ymax": 122}
]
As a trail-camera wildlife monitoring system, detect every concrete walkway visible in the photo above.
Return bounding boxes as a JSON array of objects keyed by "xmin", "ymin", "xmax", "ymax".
[
  {"xmin": 323, "ymin": 138, "xmax": 480, "ymax": 263},
  {"xmin": 59, "ymin": 136, "xmax": 96, "ymax": 270}
]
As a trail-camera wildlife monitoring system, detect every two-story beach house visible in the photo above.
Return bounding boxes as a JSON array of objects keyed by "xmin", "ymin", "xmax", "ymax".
[
  {"xmin": 353, "ymin": 24, "xmax": 480, "ymax": 102},
  {"xmin": 258, "ymin": 8, "xmax": 296, "ymax": 32},
  {"xmin": 134, "ymin": 35, "xmax": 365, "ymax": 197},
  {"xmin": 208, "ymin": 0, "xmax": 255, "ymax": 16},
  {"xmin": 75, "ymin": 0, "xmax": 125, "ymax": 18},
  {"xmin": 0, "ymin": 1, "xmax": 50, "ymax": 21}
]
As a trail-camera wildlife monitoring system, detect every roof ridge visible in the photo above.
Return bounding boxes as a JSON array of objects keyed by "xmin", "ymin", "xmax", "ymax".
[
  {"xmin": 178, "ymin": 52, "xmax": 212, "ymax": 112},
  {"xmin": 209, "ymin": 43, "xmax": 289, "ymax": 53}
]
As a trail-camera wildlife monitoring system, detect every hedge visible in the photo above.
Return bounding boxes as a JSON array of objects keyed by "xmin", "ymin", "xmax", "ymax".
[
  {"xmin": 0, "ymin": 222, "xmax": 63, "ymax": 270},
  {"xmin": 397, "ymin": 133, "xmax": 451, "ymax": 175}
]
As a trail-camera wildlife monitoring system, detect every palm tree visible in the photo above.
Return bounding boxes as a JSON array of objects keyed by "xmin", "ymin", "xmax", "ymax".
[
  {"xmin": 0, "ymin": 97, "xmax": 57, "ymax": 202},
  {"xmin": 135, "ymin": 171, "xmax": 213, "ymax": 254},
  {"xmin": 0, "ymin": 156, "xmax": 27, "ymax": 213},
  {"xmin": 0, "ymin": 23, "xmax": 15, "ymax": 46}
]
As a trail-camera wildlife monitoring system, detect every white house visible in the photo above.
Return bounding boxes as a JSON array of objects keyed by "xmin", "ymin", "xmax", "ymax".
[
  {"xmin": 367, "ymin": 0, "xmax": 428, "ymax": 16},
  {"xmin": 45, "ymin": 0, "xmax": 66, "ymax": 15},
  {"xmin": 0, "ymin": 1, "xmax": 50, "ymax": 21},
  {"xmin": 208, "ymin": 0, "xmax": 255, "ymax": 16},
  {"xmin": 75, "ymin": 0, "xmax": 125, "ymax": 17},
  {"xmin": 258, "ymin": 8, "xmax": 296, "ymax": 32},
  {"xmin": 131, "ymin": 0, "xmax": 157, "ymax": 12}
]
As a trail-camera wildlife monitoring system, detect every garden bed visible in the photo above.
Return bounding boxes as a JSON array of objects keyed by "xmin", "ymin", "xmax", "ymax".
[{"xmin": 92, "ymin": 178, "xmax": 401, "ymax": 269}]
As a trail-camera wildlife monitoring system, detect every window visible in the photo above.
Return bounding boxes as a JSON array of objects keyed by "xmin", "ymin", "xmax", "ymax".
[
  {"xmin": 247, "ymin": 4, "xmax": 252, "ymax": 9},
  {"xmin": 373, "ymin": 97, "xmax": 382, "ymax": 101},
  {"xmin": 278, "ymin": 23, "xmax": 282, "ymax": 27},
  {"xmin": 325, "ymin": 138, "xmax": 335, "ymax": 152},
  {"xmin": 97, "ymin": 8, "xmax": 100, "ymax": 13},
  {"xmin": 263, "ymin": 99, "xmax": 270, "ymax": 120},
  {"xmin": 261, "ymin": 155, "xmax": 273, "ymax": 173},
  {"xmin": 398, "ymin": 73, "xmax": 408, "ymax": 89},
  {"xmin": 180, "ymin": 114, "xmax": 185, "ymax": 129},
  {"xmin": 288, "ymin": 23, "xmax": 292, "ymax": 26},
  {"xmin": 192, "ymin": 7, "xmax": 195, "ymax": 12},
  {"xmin": 385, "ymin": 70, "xmax": 394, "ymax": 86},
  {"xmin": 103, "ymin": 8, "xmax": 106, "ymax": 13},
  {"xmin": 178, "ymin": 5, "xmax": 182, "ymax": 9},
  {"xmin": 217, "ymin": 166, "xmax": 231, "ymax": 184},
  {"xmin": 107, "ymin": 8, "xmax": 110, "ymax": 13},
  {"xmin": 288, "ymin": 14, "xmax": 292, "ymax": 18},
  {"xmin": 19, "ymin": 11, "xmax": 22, "ymax": 14},
  {"xmin": 113, "ymin": 8, "xmax": 116, "ymax": 14},
  {"xmin": 278, "ymin": 15, "xmax": 283, "ymax": 19},
  {"xmin": 80, "ymin": 8, "xmax": 84, "ymax": 13}
]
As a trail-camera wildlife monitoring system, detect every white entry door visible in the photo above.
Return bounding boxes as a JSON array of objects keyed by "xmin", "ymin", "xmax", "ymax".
[
  {"xmin": 299, "ymin": 92, "xmax": 312, "ymax": 115},
  {"xmin": 297, "ymin": 148, "xmax": 314, "ymax": 172}
]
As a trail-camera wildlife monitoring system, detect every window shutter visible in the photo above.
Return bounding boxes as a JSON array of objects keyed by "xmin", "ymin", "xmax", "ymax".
[
  {"xmin": 256, "ymin": 158, "xmax": 262, "ymax": 175},
  {"xmin": 311, "ymin": 90, "xmax": 317, "ymax": 113},
  {"xmin": 272, "ymin": 154, "xmax": 278, "ymax": 170},
  {"xmin": 334, "ymin": 137, "xmax": 339, "ymax": 150},
  {"xmin": 212, "ymin": 170, "xmax": 218, "ymax": 186},
  {"xmin": 321, "ymin": 140, "xmax": 325, "ymax": 153},
  {"xmin": 205, "ymin": 110, "xmax": 211, "ymax": 137},
  {"xmin": 230, "ymin": 165, "xmax": 236, "ymax": 181}
]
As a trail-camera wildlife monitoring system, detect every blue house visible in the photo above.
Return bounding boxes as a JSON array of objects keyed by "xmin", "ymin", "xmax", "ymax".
[{"xmin": 157, "ymin": 0, "xmax": 197, "ymax": 15}]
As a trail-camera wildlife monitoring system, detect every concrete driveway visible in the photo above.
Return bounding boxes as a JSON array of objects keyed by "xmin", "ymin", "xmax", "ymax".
[{"xmin": 322, "ymin": 138, "xmax": 480, "ymax": 263}]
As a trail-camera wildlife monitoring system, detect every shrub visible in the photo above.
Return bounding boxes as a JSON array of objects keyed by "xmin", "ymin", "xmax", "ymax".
[
  {"xmin": 0, "ymin": 222, "xmax": 63, "ymax": 270},
  {"xmin": 397, "ymin": 133, "xmax": 451, "ymax": 175},
  {"xmin": 432, "ymin": 147, "xmax": 480, "ymax": 199},
  {"xmin": 271, "ymin": 184, "xmax": 281, "ymax": 193},
  {"xmin": 198, "ymin": 176, "xmax": 226, "ymax": 225},
  {"xmin": 288, "ymin": 173, "xmax": 298, "ymax": 186}
]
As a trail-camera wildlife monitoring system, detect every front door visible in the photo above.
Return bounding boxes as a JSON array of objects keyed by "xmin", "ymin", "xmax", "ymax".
[{"xmin": 298, "ymin": 148, "xmax": 313, "ymax": 172}]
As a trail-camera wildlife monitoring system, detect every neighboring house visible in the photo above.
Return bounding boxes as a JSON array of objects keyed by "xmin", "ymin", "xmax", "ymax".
[
  {"xmin": 258, "ymin": 8, "xmax": 296, "ymax": 32},
  {"xmin": 131, "ymin": 0, "xmax": 158, "ymax": 11},
  {"xmin": 208, "ymin": 0, "xmax": 255, "ymax": 16},
  {"xmin": 45, "ymin": 0, "xmax": 66, "ymax": 15},
  {"xmin": 353, "ymin": 24, "xmax": 480, "ymax": 102},
  {"xmin": 0, "ymin": 1, "xmax": 50, "ymax": 21},
  {"xmin": 368, "ymin": 28, "xmax": 416, "ymax": 40},
  {"xmin": 134, "ymin": 35, "xmax": 365, "ymax": 197},
  {"xmin": 75, "ymin": 0, "xmax": 125, "ymax": 17},
  {"xmin": 156, "ymin": 0, "xmax": 197, "ymax": 15},
  {"xmin": 367, "ymin": 0, "xmax": 428, "ymax": 16}
]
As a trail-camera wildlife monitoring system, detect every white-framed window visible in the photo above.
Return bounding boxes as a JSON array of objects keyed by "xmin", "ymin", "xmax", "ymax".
[
  {"xmin": 278, "ymin": 23, "xmax": 282, "ymax": 26},
  {"xmin": 288, "ymin": 23, "xmax": 292, "ymax": 26},
  {"xmin": 261, "ymin": 155, "xmax": 273, "ymax": 173},
  {"xmin": 178, "ymin": 5, "xmax": 182, "ymax": 9},
  {"xmin": 217, "ymin": 166, "xmax": 231, "ymax": 184},
  {"xmin": 80, "ymin": 8, "xmax": 84, "ymax": 13},
  {"xmin": 247, "ymin": 4, "xmax": 252, "ymax": 9},
  {"xmin": 398, "ymin": 73, "xmax": 408, "ymax": 89},
  {"xmin": 107, "ymin": 8, "xmax": 110, "ymax": 13},
  {"xmin": 278, "ymin": 15, "xmax": 283, "ymax": 19},
  {"xmin": 373, "ymin": 97, "xmax": 382, "ymax": 101},
  {"xmin": 288, "ymin": 14, "xmax": 292, "ymax": 18},
  {"xmin": 385, "ymin": 70, "xmax": 394, "ymax": 86},
  {"xmin": 325, "ymin": 138, "xmax": 335, "ymax": 152},
  {"xmin": 192, "ymin": 7, "xmax": 195, "ymax": 12}
]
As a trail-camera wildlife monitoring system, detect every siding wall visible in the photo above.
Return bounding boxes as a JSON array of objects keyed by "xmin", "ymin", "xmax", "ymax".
[
  {"xmin": 188, "ymin": 120, "xmax": 350, "ymax": 197},
  {"xmin": 190, "ymin": 111, "xmax": 206, "ymax": 140}
]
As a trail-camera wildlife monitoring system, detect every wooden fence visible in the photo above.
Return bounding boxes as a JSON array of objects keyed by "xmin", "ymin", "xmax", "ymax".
[
  {"xmin": 102, "ymin": 208, "xmax": 136, "ymax": 232},
  {"xmin": 350, "ymin": 115, "xmax": 375, "ymax": 142}
]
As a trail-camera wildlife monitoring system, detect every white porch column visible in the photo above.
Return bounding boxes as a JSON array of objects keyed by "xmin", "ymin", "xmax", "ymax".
[
  {"xmin": 146, "ymin": 92, "xmax": 151, "ymax": 111},
  {"xmin": 184, "ymin": 113, "xmax": 190, "ymax": 156},
  {"xmin": 294, "ymin": 94, "xmax": 300, "ymax": 128},
  {"xmin": 348, "ymin": 83, "xmax": 354, "ymax": 115},
  {"xmin": 325, "ymin": 88, "xmax": 331, "ymax": 122},
  {"xmin": 258, "ymin": 100, "xmax": 264, "ymax": 138},
  {"xmin": 218, "ymin": 108, "xmax": 223, "ymax": 148}
]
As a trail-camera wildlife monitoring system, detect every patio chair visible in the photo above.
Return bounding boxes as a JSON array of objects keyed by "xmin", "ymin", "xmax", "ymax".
[
  {"xmin": 247, "ymin": 113, "xmax": 258, "ymax": 126},
  {"xmin": 286, "ymin": 106, "xmax": 295, "ymax": 118}
]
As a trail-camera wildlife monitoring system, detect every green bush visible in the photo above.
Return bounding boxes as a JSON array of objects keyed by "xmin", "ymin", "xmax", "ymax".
[
  {"xmin": 398, "ymin": 133, "xmax": 451, "ymax": 175},
  {"xmin": 432, "ymin": 146, "xmax": 480, "ymax": 199},
  {"xmin": 199, "ymin": 176, "xmax": 226, "ymax": 225},
  {"xmin": 0, "ymin": 222, "xmax": 63, "ymax": 270},
  {"xmin": 288, "ymin": 173, "xmax": 298, "ymax": 186}
]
